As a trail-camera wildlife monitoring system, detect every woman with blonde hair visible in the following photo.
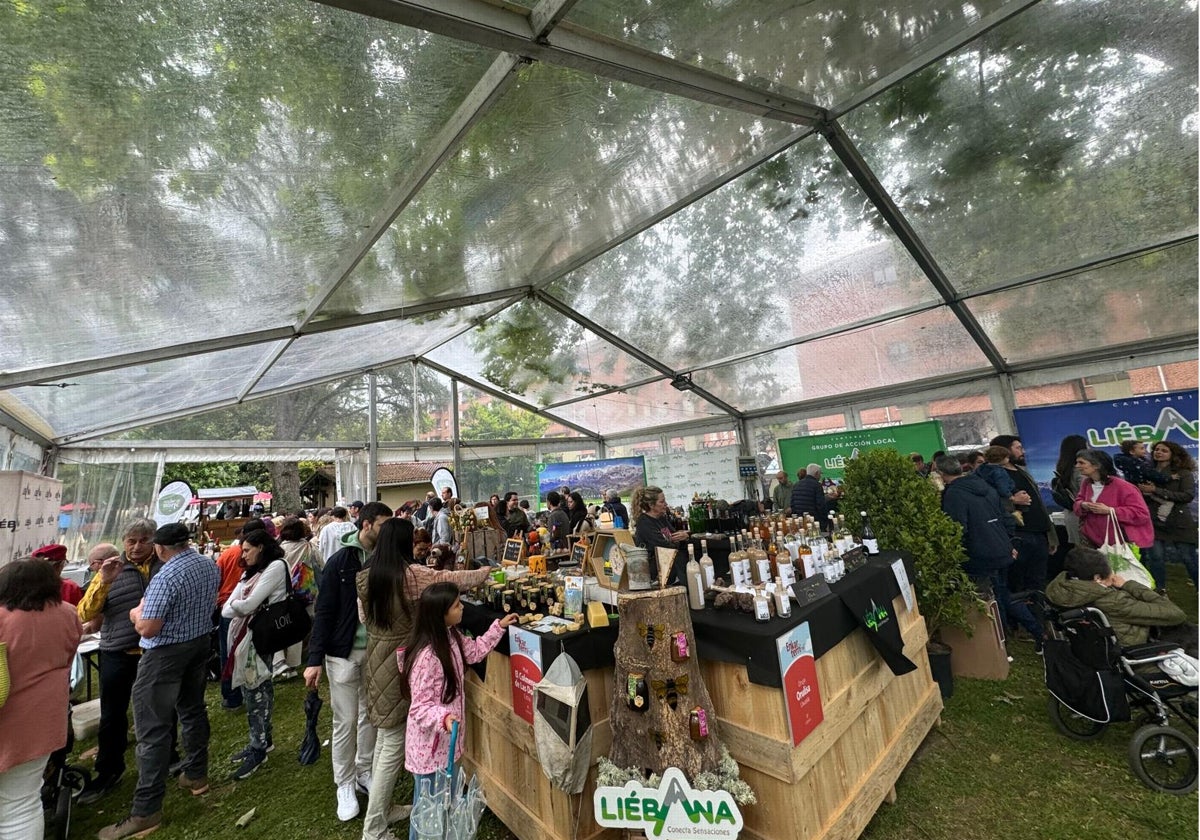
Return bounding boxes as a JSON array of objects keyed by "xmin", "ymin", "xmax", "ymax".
[{"xmin": 630, "ymin": 486, "xmax": 689, "ymax": 585}]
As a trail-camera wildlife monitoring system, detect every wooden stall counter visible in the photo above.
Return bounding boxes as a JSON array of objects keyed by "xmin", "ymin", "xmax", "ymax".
[{"xmin": 461, "ymin": 554, "xmax": 941, "ymax": 840}]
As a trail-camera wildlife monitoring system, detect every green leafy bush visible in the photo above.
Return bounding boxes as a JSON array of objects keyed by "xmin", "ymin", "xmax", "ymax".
[{"xmin": 840, "ymin": 447, "xmax": 980, "ymax": 640}]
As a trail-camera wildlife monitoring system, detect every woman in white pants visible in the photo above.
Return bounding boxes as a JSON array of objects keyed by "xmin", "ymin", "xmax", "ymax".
[{"xmin": 0, "ymin": 560, "xmax": 82, "ymax": 840}]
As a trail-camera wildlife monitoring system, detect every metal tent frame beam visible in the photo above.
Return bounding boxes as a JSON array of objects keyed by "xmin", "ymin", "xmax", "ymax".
[
  {"xmin": 0, "ymin": 285, "xmax": 528, "ymax": 390},
  {"xmin": 533, "ymin": 290, "xmax": 743, "ymax": 420},
  {"xmin": 818, "ymin": 119, "xmax": 1009, "ymax": 373},
  {"xmin": 415, "ymin": 358, "xmax": 602, "ymax": 442},
  {"xmin": 312, "ymin": 0, "xmax": 827, "ymax": 125}
]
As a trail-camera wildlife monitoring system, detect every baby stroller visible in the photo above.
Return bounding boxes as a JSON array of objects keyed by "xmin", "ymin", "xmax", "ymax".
[
  {"xmin": 42, "ymin": 653, "xmax": 91, "ymax": 839},
  {"xmin": 1041, "ymin": 600, "xmax": 1197, "ymax": 794}
]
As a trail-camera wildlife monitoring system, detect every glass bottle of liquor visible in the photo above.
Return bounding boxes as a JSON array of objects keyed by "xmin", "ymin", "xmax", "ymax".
[
  {"xmin": 796, "ymin": 528, "xmax": 813, "ymax": 577},
  {"xmin": 773, "ymin": 575, "xmax": 792, "ymax": 618},
  {"xmin": 686, "ymin": 548, "xmax": 705, "ymax": 610},
  {"xmin": 753, "ymin": 586, "xmax": 771, "ymax": 622},
  {"xmin": 699, "ymin": 539, "xmax": 715, "ymax": 589},
  {"xmin": 861, "ymin": 510, "xmax": 880, "ymax": 555},
  {"xmin": 749, "ymin": 537, "xmax": 770, "ymax": 585}
]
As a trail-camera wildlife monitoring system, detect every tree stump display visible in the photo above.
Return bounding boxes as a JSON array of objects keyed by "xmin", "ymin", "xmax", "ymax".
[{"xmin": 608, "ymin": 587, "xmax": 725, "ymax": 777}]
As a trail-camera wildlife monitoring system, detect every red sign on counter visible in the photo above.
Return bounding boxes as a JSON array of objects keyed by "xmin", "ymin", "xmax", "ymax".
[
  {"xmin": 776, "ymin": 621, "xmax": 824, "ymax": 747},
  {"xmin": 508, "ymin": 626, "xmax": 543, "ymax": 725}
]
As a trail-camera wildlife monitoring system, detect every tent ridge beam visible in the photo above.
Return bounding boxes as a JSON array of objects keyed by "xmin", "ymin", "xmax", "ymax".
[
  {"xmin": 1006, "ymin": 334, "xmax": 1199, "ymax": 375},
  {"xmin": 415, "ymin": 358, "xmax": 601, "ymax": 441},
  {"xmin": 313, "ymin": 0, "xmax": 826, "ymax": 124},
  {"xmin": 295, "ymin": 52, "xmax": 524, "ymax": 332},
  {"xmin": 962, "ymin": 234, "xmax": 1199, "ymax": 300},
  {"xmin": 0, "ymin": 326, "xmax": 296, "ymax": 391},
  {"xmin": 831, "ymin": 0, "xmax": 1047, "ymax": 118},
  {"xmin": 0, "ymin": 287, "xmax": 527, "ymax": 392},
  {"xmin": 742, "ymin": 369, "xmax": 996, "ymax": 421},
  {"xmin": 541, "ymin": 374, "xmax": 670, "ymax": 410},
  {"xmin": 532, "ymin": 291, "xmax": 743, "ymax": 419},
  {"xmin": 819, "ymin": 119, "xmax": 1009, "ymax": 374}
]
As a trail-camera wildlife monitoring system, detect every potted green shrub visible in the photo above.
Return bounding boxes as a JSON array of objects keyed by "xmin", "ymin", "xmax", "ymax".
[{"xmin": 839, "ymin": 447, "xmax": 981, "ymax": 697}]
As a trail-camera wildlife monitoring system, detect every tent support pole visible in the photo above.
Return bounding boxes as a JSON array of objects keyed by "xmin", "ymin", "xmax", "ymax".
[
  {"xmin": 451, "ymin": 378, "xmax": 461, "ymax": 494},
  {"xmin": 368, "ymin": 372, "xmax": 379, "ymax": 502}
]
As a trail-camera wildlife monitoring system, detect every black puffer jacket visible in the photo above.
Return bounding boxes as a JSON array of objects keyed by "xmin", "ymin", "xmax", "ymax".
[
  {"xmin": 789, "ymin": 476, "xmax": 827, "ymax": 520},
  {"xmin": 941, "ymin": 472, "xmax": 1015, "ymax": 576}
]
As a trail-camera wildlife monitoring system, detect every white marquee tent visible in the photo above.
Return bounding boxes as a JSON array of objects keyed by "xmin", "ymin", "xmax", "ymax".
[{"xmin": 0, "ymin": 0, "xmax": 1195, "ymax": 508}]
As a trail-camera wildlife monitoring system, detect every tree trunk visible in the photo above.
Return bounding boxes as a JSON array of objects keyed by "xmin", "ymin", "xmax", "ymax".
[
  {"xmin": 269, "ymin": 462, "xmax": 302, "ymax": 514},
  {"xmin": 608, "ymin": 587, "xmax": 725, "ymax": 778}
]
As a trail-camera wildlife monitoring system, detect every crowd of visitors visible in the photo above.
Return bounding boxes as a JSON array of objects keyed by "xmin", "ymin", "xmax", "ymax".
[{"xmin": 0, "ymin": 453, "xmax": 1191, "ymax": 838}]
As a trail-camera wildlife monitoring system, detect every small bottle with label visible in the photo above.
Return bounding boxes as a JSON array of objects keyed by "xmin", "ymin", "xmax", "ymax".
[
  {"xmin": 671, "ymin": 631, "xmax": 690, "ymax": 662},
  {"xmin": 699, "ymin": 539, "xmax": 715, "ymax": 589},
  {"xmin": 753, "ymin": 586, "xmax": 771, "ymax": 622},
  {"xmin": 686, "ymin": 549, "xmax": 705, "ymax": 610},
  {"xmin": 689, "ymin": 706, "xmax": 710, "ymax": 740},
  {"xmin": 861, "ymin": 510, "xmax": 880, "ymax": 555},
  {"xmin": 773, "ymin": 575, "xmax": 792, "ymax": 618},
  {"xmin": 627, "ymin": 673, "xmax": 649, "ymax": 712}
]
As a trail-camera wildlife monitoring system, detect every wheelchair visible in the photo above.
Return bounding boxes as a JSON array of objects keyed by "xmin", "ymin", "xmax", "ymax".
[{"xmin": 1040, "ymin": 599, "xmax": 1196, "ymax": 794}]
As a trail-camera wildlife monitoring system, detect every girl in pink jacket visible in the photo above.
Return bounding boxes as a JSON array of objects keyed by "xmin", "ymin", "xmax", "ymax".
[{"xmin": 399, "ymin": 582, "xmax": 516, "ymax": 838}]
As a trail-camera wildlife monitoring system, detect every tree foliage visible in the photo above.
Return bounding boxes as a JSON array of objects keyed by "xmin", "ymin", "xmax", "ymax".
[{"xmin": 840, "ymin": 447, "xmax": 979, "ymax": 639}]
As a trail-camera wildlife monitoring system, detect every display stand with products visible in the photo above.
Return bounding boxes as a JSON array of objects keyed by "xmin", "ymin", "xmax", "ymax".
[{"xmin": 459, "ymin": 551, "xmax": 941, "ymax": 840}]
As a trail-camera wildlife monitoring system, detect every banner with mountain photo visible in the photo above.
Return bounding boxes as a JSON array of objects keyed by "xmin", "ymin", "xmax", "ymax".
[
  {"xmin": 536, "ymin": 457, "xmax": 646, "ymax": 507},
  {"xmin": 1013, "ymin": 390, "xmax": 1198, "ymax": 511}
]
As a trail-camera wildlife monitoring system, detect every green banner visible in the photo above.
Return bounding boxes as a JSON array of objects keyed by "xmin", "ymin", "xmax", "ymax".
[{"xmin": 777, "ymin": 420, "xmax": 946, "ymax": 482}]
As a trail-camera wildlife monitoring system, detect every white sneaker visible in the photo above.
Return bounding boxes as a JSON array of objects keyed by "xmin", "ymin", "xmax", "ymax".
[
  {"xmin": 356, "ymin": 771, "xmax": 372, "ymax": 796},
  {"xmin": 336, "ymin": 781, "xmax": 360, "ymax": 821}
]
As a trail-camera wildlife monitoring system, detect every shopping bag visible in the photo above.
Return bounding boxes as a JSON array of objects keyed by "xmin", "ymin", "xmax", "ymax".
[{"xmin": 1098, "ymin": 510, "xmax": 1155, "ymax": 589}]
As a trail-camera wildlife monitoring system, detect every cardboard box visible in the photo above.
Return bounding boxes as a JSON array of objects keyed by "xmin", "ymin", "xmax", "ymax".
[{"xmin": 940, "ymin": 598, "xmax": 1010, "ymax": 680}]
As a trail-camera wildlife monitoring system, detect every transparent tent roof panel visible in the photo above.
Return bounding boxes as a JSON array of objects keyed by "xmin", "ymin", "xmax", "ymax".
[
  {"xmin": 426, "ymin": 299, "xmax": 662, "ymax": 409},
  {"xmin": 0, "ymin": 0, "xmax": 498, "ymax": 374},
  {"xmin": 691, "ymin": 307, "xmax": 991, "ymax": 411},
  {"xmin": 547, "ymin": 378, "xmax": 726, "ymax": 435},
  {"xmin": 250, "ymin": 302, "xmax": 499, "ymax": 394},
  {"xmin": 565, "ymin": 0, "xmax": 1011, "ymax": 107},
  {"xmin": 7, "ymin": 342, "xmax": 272, "ymax": 439},
  {"xmin": 842, "ymin": 0, "xmax": 1199, "ymax": 293},
  {"xmin": 320, "ymin": 60, "xmax": 799, "ymax": 319},
  {"xmin": 547, "ymin": 132, "xmax": 943, "ymax": 371},
  {"xmin": 968, "ymin": 241, "xmax": 1199, "ymax": 365}
]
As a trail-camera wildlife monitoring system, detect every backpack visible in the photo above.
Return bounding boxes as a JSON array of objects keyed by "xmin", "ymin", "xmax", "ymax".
[{"xmin": 290, "ymin": 549, "xmax": 319, "ymax": 607}]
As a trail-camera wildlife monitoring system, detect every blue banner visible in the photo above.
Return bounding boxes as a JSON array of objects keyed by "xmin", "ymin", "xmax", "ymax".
[{"xmin": 1013, "ymin": 390, "xmax": 1198, "ymax": 509}]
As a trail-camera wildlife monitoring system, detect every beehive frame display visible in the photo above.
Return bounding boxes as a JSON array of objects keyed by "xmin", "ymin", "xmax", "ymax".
[{"xmin": 588, "ymin": 530, "xmax": 634, "ymax": 591}]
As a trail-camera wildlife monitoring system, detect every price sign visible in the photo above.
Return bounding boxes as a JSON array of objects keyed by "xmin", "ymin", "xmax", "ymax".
[
  {"xmin": 791, "ymin": 575, "xmax": 833, "ymax": 609},
  {"xmin": 503, "ymin": 538, "xmax": 524, "ymax": 564},
  {"xmin": 570, "ymin": 541, "xmax": 588, "ymax": 566}
]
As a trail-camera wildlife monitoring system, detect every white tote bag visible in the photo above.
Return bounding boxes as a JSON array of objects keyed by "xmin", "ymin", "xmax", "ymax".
[{"xmin": 1098, "ymin": 510, "xmax": 1155, "ymax": 589}]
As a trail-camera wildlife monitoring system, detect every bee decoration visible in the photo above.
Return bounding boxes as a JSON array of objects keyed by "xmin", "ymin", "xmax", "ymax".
[
  {"xmin": 650, "ymin": 675, "xmax": 690, "ymax": 710},
  {"xmin": 637, "ymin": 622, "xmax": 665, "ymax": 650}
]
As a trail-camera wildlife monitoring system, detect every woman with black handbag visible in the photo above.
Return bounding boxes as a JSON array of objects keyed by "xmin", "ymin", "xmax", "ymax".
[{"xmin": 221, "ymin": 530, "xmax": 288, "ymax": 781}]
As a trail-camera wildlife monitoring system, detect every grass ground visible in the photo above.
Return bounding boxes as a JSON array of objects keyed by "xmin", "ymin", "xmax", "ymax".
[{"xmin": 67, "ymin": 566, "xmax": 1197, "ymax": 840}]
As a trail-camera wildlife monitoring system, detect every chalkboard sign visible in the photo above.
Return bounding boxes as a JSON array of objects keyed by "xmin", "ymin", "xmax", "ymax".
[
  {"xmin": 503, "ymin": 538, "xmax": 524, "ymax": 565},
  {"xmin": 570, "ymin": 541, "xmax": 588, "ymax": 566},
  {"xmin": 792, "ymin": 575, "xmax": 833, "ymax": 609}
]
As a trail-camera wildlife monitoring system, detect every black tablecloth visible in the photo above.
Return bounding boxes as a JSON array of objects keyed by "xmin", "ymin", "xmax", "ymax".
[{"xmin": 462, "ymin": 550, "xmax": 914, "ymax": 689}]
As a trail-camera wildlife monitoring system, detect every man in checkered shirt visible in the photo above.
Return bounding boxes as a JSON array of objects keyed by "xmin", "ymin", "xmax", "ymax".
[{"xmin": 99, "ymin": 522, "xmax": 219, "ymax": 840}]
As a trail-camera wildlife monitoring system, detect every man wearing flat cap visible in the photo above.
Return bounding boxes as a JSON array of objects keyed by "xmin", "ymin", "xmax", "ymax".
[
  {"xmin": 99, "ymin": 522, "xmax": 218, "ymax": 840},
  {"xmin": 31, "ymin": 542, "xmax": 84, "ymax": 606}
]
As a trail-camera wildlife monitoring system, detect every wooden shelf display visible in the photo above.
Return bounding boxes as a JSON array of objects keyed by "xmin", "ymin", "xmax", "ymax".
[
  {"xmin": 461, "ymin": 581, "xmax": 941, "ymax": 840},
  {"xmin": 587, "ymin": 529, "xmax": 635, "ymax": 591}
]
